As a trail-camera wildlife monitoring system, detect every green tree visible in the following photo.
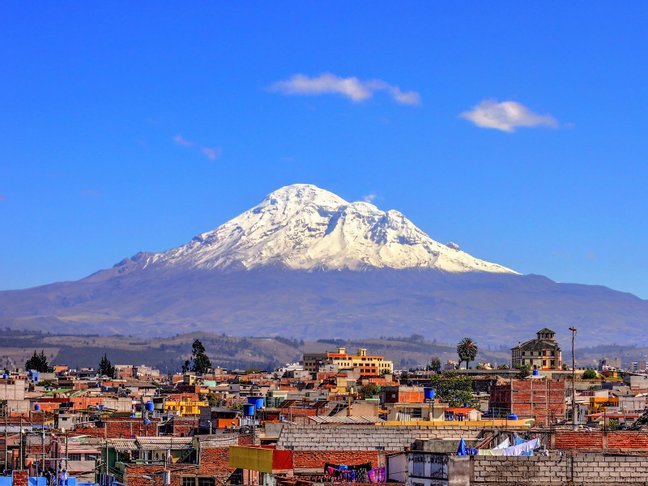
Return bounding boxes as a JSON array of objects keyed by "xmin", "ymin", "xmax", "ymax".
[
  {"xmin": 582, "ymin": 369, "xmax": 598, "ymax": 379},
  {"xmin": 429, "ymin": 357, "xmax": 442, "ymax": 373},
  {"xmin": 207, "ymin": 391, "xmax": 223, "ymax": 407},
  {"xmin": 515, "ymin": 364, "xmax": 531, "ymax": 379},
  {"xmin": 358, "ymin": 383, "xmax": 381, "ymax": 399},
  {"xmin": 98, "ymin": 354, "xmax": 116, "ymax": 378},
  {"xmin": 244, "ymin": 368, "xmax": 264, "ymax": 374},
  {"xmin": 456, "ymin": 338, "xmax": 478, "ymax": 369},
  {"xmin": 429, "ymin": 372, "xmax": 476, "ymax": 407},
  {"xmin": 25, "ymin": 350, "xmax": 49, "ymax": 372},
  {"xmin": 184, "ymin": 339, "xmax": 212, "ymax": 374}
]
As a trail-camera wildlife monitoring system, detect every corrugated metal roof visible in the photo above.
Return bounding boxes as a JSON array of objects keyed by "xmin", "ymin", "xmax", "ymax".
[
  {"xmin": 308, "ymin": 416, "xmax": 384, "ymax": 424},
  {"xmin": 108, "ymin": 438, "xmax": 137, "ymax": 452}
]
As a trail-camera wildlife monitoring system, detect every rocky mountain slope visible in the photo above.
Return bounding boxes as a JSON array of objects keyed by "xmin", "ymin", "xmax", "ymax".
[{"xmin": 1, "ymin": 184, "xmax": 646, "ymax": 347}]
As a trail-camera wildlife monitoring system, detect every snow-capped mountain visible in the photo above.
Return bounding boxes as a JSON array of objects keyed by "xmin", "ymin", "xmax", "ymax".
[
  {"xmin": 122, "ymin": 184, "xmax": 515, "ymax": 274},
  {"xmin": 3, "ymin": 183, "xmax": 648, "ymax": 347}
]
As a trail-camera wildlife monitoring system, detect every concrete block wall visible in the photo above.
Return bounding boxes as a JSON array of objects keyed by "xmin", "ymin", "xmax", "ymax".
[
  {"xmin": 471, "ymin": 453, "xmax": 648, "ymax": 485},
  {"xmin": 276, "ymin": 425, "xmax": 487, "ymax": 451}
]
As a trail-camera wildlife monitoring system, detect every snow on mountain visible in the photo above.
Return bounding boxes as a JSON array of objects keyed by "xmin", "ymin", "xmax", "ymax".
[{"xmin": 129, "ymin": 184, "xmax": 516, "ymax": 273}]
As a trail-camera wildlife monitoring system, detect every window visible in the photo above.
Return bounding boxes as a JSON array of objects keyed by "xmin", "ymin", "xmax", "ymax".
[
  {"xmin": 198, "ymin": 478, "xmax": 215, "ymax": 486},
  {"xmin": 68, "ymin": 454, "xmax": 82, "ymax": 461},
  {"xmin": 412, "ymin": 457, "xmax": 426, "ymax": 477}
]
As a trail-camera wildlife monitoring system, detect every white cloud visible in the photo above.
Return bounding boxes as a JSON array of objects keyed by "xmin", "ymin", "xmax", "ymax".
[
  {"xmin": 362, "ymin": 193, "xmax": 378, "ymax": 204},
  {"xmin": 270, "ymin": 73, "xmax": 421, "ymax": 106},
  {"xmin": 173, "ymin": 134, "xmax": 194, "ymax": 147},
  {"xmin": 201, "ymin": 147, "xmax": 221, "ymax": 161},
  {"xmin": 460, "ymin": 99, "xmax": 558, "ymax": 132},
  {"xmin": 173, "ymin": 134, "xmax": 222, "ymax": 161}
]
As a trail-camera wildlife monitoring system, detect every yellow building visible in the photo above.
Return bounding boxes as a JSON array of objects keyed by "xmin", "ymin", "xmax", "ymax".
[
  {"xmin": 163, "ymin": 399, "xmax": 208, "ymax": 416},
  {"xmin": 303, "ymin": 347, "xmax": 393, "ymax": 376},
  {"xmin": 589, "ymin": 396, "xmax": 619, "ymax": 413}
]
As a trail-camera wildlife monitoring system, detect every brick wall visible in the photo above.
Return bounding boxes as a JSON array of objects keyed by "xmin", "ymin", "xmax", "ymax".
[
  {"xmin": 489, "ymin": 380, "xmax": 565, "ymax": 425},
  {"xmin": 124, "ymin": 441, "xmax": 236, "ymax": 486},
  {"xmin": 74, "ymin": 418, "xmax": 161, "ymax": 438},
  {"xmin": 199, "ymin": 446, "xmax": 236, "ymax": 483},
  {"xmin": 556, "ymin": 431, "xmax": 648, "ymax": 451},
  {"xmin": 608, "ymin": 431, "xmax": 648, "ymax": 449},
  {"xmin": 555, "ymin": 431, "xmax": 604, "ymax": 449},
  {"xmin": 471, "ymin": 453, "xmax": 648, "ymax": 485},
  {"xmin": 292, "ymin": 450, "xmax": 381, "ymax": 469}
]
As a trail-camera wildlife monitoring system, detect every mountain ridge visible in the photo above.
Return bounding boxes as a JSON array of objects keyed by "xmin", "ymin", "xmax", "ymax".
[{"xmin": 1, "ymin": 183, "xmax": 646, "ymax": 347}]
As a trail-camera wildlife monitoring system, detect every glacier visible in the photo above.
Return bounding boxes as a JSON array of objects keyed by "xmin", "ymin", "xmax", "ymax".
[{"xmin": 125, "ymin": 184, "xmax": 516, "ymax": 274}]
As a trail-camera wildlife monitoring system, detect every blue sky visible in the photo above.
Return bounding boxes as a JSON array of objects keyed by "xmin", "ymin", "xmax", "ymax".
[{"xmin": 1, "ymin": 2, "xmax": 647, "ymax": 297}]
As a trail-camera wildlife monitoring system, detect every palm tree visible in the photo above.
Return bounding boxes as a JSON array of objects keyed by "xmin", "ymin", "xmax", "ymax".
[{"xmin": 457, "ymin": 337, "xmax": 478, "ymax": 369}]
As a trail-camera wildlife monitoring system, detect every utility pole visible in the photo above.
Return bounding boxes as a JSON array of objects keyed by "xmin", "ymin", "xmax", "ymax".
[
  {"xmin": 4, "ymin": 378, "xmax": 8, "ymax": 471},
  {"xmin": 19, "ymin": 416, "xmax": 23, "ymax": 470},
  {"xmin": 4, "ymin": 404, "xmax": 8, "ymax": 471},
  {"xmin": 571, "ymin": 327, "xmax": 577, "ymax": 429},
  {"xmin": 42, "ymin": 425, "xmax": 45, "ymax": 475},
  {"xmin": 64, "ymin": 428, "xmax": 69, "ymax": 471}
]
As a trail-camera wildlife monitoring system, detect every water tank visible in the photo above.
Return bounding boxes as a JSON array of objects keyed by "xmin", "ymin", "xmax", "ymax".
[
  {"xmin": 243, "ymin": 404, "xmax": 256, "ymax": 417},
  {"xmin": 247, "ymin": 397, "xmax": 265, "ymax": 409},
  {"xmin": 34, "ymin": 404, "xmax": 40, "ymax": 411},
  {"xmin": 424, "ymin": 388, "xmax": 436, "ymax": 401},
  {"xmin": 532, "ymin": 368, "xmax": 539, "ymax": 376},
  {"xmin": 2, "ymin": 373, "xmax": 8, "ymax": 379},
  {"xmin": 144, "ymin": 418, "xmax": 152, "ymax": 425},
  {"xmin": 507, "ymin": 413, "xmax": 518, "ymax": 420},
  {"xmin": 145, "ymin": 401, "xmax": 154, "ymax": 412}
]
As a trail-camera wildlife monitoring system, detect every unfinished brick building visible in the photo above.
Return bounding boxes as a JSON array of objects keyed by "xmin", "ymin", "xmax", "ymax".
[{"xmin": 489, "ymin": 379, "xmax": 566, "ymax": 425}]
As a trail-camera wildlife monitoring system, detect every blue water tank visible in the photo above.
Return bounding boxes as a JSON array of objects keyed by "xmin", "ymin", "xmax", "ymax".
[
  {"xmin": 424, "ymin": 388, "xmax": 436, "ymax": 401},
  {"xmin": 247, "ymin": 397, "xmax": 265, "ymax": 409},
  {"xmin": 34, "ymin": 403, "xmax": 40, "ymax": 411},
  {"xmin": 532, "ymin": 368, "xmax": 539, "ymax": 376},
  {"xmin": 507, "ymin": 413, "xmax": 518, "ymax": 420},
  {"xmin": 144, "ymin": 418, "xmax": 151, "ymax": 426},
  {"xmin": 145, "ymin": 401, "xmax": 154, "ymax": 412},
  {"xmin": 2, "ymin": 373, "xmax": 8, "ymax": 379},
  {"xmin": 243, "ymin": 404, "xmax": 256, "ymax": 417}
]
